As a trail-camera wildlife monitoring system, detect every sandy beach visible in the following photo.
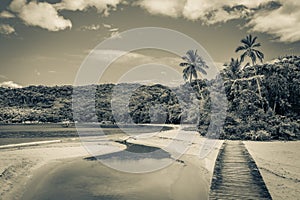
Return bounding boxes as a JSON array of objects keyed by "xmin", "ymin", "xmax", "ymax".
[
  {"xmin": 0, "ymin": 138, "xmax": 89, "ymax": 200},
  {"xmin": 244, "ymin": 141, "xmax": 300, "ymax": 200},
  {"xmin": 0, "ymin": 127, "xmax": 223, "ymax": 200}
]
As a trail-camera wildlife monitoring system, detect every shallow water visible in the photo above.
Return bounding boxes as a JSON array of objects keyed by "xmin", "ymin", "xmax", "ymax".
[
  {"xmin": 21, "ymin": 144, "xmax": 182, "ymax": 200},
  {"xmin": 21, "ymin": 158, "xmax": 179, "ymax": 200},
  {"xmin": 0, "ymin": 124, "xmax": 172, "ymax": 145}
]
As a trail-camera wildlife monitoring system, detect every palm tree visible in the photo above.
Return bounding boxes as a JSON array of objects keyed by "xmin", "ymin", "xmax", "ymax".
[
  {"xmin": 180, "ymin": 50, "xmax": 209, "ymax": 112},
  {"xmin": 235, "ymin": 34, "xmax": 264, "ymax": 66},
  {"xmin": 224, "ymin": 58, "xmax": 242, "ymax": 79},
  {"xmin": 180, "ymin": 50, "xmax": 208, "ymax": 83},
  {"xmin": 180, "ymin": 50, "xmax": 209, "ymax": 122},
  {"xmin": 235, "ymin": 34, "xmax": 264, "ymax": 98}
]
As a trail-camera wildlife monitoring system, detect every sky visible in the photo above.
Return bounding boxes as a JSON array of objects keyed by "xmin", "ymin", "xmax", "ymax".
[{"xmin": 0, "ymin": 0, "xmax": 299, "ymax": 87}]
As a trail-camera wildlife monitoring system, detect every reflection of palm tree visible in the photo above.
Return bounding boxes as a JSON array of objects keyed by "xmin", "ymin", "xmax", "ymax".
[
  {"xmin": 180, "ymin": 50, "xmax": 208, "ymax": 84},
  {"xmin": 235, "ymin": 35, "xmax": 264, "ymax": 98}
]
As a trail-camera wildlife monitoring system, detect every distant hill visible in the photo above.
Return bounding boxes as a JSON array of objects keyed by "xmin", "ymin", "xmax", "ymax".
[{"xmin": 0, "ymin": 83, "xmax": 195, "ymax": 124}]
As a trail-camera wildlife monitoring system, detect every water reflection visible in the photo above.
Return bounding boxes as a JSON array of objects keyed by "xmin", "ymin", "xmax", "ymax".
[
  {"xmin": 22, "ymin": 144, "xmax": 177, "ymax": 200},
  {"xmin": 84, "ymin": 142, "xmax": 173, "ymax": 173}
]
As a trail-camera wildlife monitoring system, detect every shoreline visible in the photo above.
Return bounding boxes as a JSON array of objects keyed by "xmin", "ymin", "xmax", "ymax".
[
  {"xmin": 0, "ymin": 126, "xmax": 223, "ymax": 199},
  {"xmin": 0, "ymin": 140, "xmax": 62, "ymax": 150}
]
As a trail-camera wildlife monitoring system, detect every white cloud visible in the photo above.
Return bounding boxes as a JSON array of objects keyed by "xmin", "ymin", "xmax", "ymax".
[
  {"xmin": 91, "ymin": 49, "xmax": 182, "ymax": 69},
  {"xmin": 9, "ymin": 0, "xmax": 25, "ymax": 12},
  {"xmin": 135, "ymin": 0, "xmax": 185, "ymax": 17},
  {"xmin": 109, "ymin": 28, "xmax": 119, "ymax": 32},
  {"xmin": 90, "ymin": 49, "xmax": 149, "ymax": 61},
  {"xmin": 0, "ymin": 74, "xmax": 8, "ymax": 80},
  {"xmin": 103, "ymin": 23, "xmax": 112, "ymax": 28},
  {"xmin": 4, "ymin": 0, "xmax": 299, "ymax": 43},
  {"xmin": 247, "ymin": 0, "xmax": 300, "ymax": 43},
  {"xmin": 101, "ymin": 24, "xmax": 121, "ymax": 38},
  {"xmin": 134, "ymin": 0, "xmax": 300, "ymax": 42},
  {"xmin": 9, "ymin": 0, "xmax": 72, "ymax": 31},
  {"xmin": 0, "ymin": 81, "xmax": 22, "ymax": 88},
  {"xmin": 0, "ymin": 10, "xmax": 15, "ymax": 18},
  {"xmin": 183, "ymin": 0, "xmax": 255, "ymax": 24},
  {"xmin": 135, "ymin": 0, "xmax": 260, "ymax": 22},
  {"xmin": 34, "ymin": 69, "xmax": 41, "ymax": 76},
  {"xmin": 7, "ymin": 0, "xmax": 124, "ymax": 32},
  {"xmin": 0, "ymin": 24, "xmax": 15, "ymax": 35},
  {"xmin": 56, "ymin": 0, "xmax": 124, "ymax": 16},
  {"xmin": 79, "ymin": 24, "xmax": 101, "ymax": 31},
  {"xmin": 108, "ymin": 27, "xmax": 121, "ymax": 38},
  {"xmin": 110, "ymin": 31, "xmax": 121, "ymax": 39}
]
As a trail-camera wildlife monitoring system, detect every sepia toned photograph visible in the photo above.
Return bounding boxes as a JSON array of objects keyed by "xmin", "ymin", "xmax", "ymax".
[{"xmin": 0, "ymin": 0, "xmax": 299, "ymax": 199}]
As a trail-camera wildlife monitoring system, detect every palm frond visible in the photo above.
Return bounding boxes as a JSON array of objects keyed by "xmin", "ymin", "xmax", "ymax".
[
  {"xmin": 181, "ymin": 56, "xmax": 192, "ymax": 63},
  {"xmin": 241, "ymin": 38, "xmax": 250, "ymax": 47},
  {"xmin": 252, "ymin": 36, "xmax": 258, "ymax": 45},
  {"xmin": 192, "ymin": 69, "xmax": 198, "ymax": 79},
  {"xmin": 244, "ymin": 62, "xmax": 250, "ymax": 68},
  {"xmin": 194, "ymin": 50, "xmax": 198, "ymax": 58},
  {"xmin": 186, "ymin": 50, "xmax": 197, "ymax": 62},
  {"xmin": 183, "ymin": 73, "xmax": 188, "ymax": 81},
  {"xmin": 255, "ymin": 50, "xmax": 264, "ymax": 63},
  {"xmin": 248, "ymin": 35, "xmax": 252, "ymax": 44},
  {"xmin": 196, "ymin": 57, "xmax": 206, "ymax": 66},
  {"xmin": 252, "ymin": 42, "xmax": 261, "ymax": 48},
  {"xmin": 235, "ymin": 45, "xmax": 246, "ymax": 52},
  {"xmin": 179, "ymin": 62, "xmax": 189, "ymax": 67},
  {"xmin": 197, "ymin": 67, "xmax": 207, "ymax": 75},
  {"xmin": 183, "ymin": 67, "xmax": 189, "ymax": 74},
  {"xmin": 250, "ymin": 51, "xmax": 256, "ymax": 64},
  {"xmin": 240, "ymin": 52, "xmax": 247, "ymax": 62},
  {"xmin": 180, "ymin": 49, "xmax": 209, "ymax": 82}
]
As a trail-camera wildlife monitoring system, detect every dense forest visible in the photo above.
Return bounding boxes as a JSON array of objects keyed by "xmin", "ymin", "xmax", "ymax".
[
  {"xmin": 207, "ymin": 55, "xmax": 300, "ymax": 140},
  {"xmin": 0, "ymin": 55, "xmax": 299, "ymax": 140}
]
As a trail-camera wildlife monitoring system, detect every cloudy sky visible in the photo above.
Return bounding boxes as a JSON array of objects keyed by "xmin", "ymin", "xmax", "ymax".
[{"xmin": 0, "ymin": 0, "xmax": 299, "ymax": 87}]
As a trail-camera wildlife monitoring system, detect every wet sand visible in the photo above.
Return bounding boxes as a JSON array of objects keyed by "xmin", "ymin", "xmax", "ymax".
[
  {"xmin": 244, "ymin": 141, "xmax": 300, "ymax": 200},
  {"xmin": 0, "ymin": 138, "xmax": 89, "ymax": 200}
]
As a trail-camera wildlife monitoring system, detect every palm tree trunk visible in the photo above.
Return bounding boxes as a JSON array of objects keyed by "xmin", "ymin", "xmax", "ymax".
[
  {"xmin": 273, "ymin": 96, "xmax": 277, "ymax": 113},
  {"xmin": 196, "ymin": 80, "xmax": 203, "ymax": 99},
  {"xmin": 252, "ymin": 63, "xmax": 262, "ymax": 99},
  {"xmin": 255, "ymin": 76, "xmax": 262, "ymax": 97},
  {"xmin": 196, "ymin": 80, "xmax": 205, "ymax": 111}
]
